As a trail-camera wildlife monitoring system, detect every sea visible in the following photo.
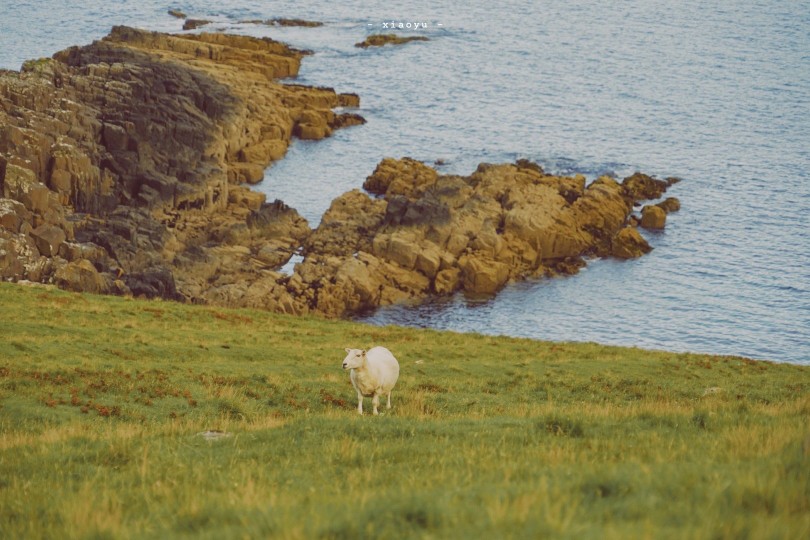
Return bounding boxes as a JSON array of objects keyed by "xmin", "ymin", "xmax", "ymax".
[{"xmin": 1, "ymin": 1, "xmax": 808, "ymax": 364}]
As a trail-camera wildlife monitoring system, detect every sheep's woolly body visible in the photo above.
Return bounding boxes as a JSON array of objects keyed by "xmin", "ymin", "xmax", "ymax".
[
  {"xmin": 350, "ymin": 367, "xmax": 383, "ymax": 398},
  {"xmin": 342, "ymin": 346, "xmax": 400, "ymax": 415}
]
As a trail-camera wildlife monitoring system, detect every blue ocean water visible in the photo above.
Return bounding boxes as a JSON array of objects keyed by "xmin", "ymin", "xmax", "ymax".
[{"xmin": 2, "ymin": 1, "xmax": 808, "ymax": 363}]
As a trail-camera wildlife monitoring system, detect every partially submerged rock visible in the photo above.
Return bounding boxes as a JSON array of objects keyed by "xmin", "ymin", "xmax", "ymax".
[
  {"xmin": 622, "ymin": 172, "xmax": 670, "ymax": 202},
  {"xmin": 273, "ymin": 18, "xmax": 323, "ymax": 27},
  {"xmin": 656, "ymin": 197, "xmax": 681, "ymax": 213},
  {"xmin": 242, "ymin": 18, "xmax": 324, "ymax": 28},
  {"xmin": 182, "ymin": 19, "xmax": 211, "ymax": 31},
  {"xmin": 641, "ymin": 205, "xmax": 667, "ymax": 230},
  {"xmin": 168, "ymin": 9, "xmax": 186, "ymax": 19},
  {"xmin": 355, "ymin": 34, "xmax": 430, "ymax": 48}
]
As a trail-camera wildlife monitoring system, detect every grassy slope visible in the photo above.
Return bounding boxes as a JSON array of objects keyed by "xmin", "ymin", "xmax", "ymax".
[{"xmin": 0, "ymin": 283, "xmax": 807, "ymax": 539}]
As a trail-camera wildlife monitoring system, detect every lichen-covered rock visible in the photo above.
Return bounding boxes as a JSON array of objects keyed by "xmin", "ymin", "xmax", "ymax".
[
  {"xmin": 54, "ymin": 259, "xmax": 110, "ymax": 294},
  {"xmin": 0, "ymin": 199, "xmax": 30, "ymax": 233},
  {"xmin": 30, "ymin": 224, "xmax": 65, "ymax": 257}
]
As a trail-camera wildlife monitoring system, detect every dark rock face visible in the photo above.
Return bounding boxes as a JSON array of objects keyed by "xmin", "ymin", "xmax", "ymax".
[
  {"xmin": 622, "ymin": 172, "xmax": 669, "ymax": 202},
  {"xmin": 383, "ymin": 194, "xmax": 451, "ymax": 226},
  {"xmin": 0, "ymin": 27, "xmax": 363, "ymax": 301},
  {"xmin": 124, "ymin": 267, "xmax": 180, "ymax": 300}
]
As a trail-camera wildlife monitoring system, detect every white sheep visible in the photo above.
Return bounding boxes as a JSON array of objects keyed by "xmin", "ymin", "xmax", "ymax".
[{"xmin": 342, "ymin": 346, "xmax": 400, "ymax": 415}]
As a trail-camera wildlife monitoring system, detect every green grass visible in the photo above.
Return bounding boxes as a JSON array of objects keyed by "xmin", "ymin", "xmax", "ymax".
[{"xmin": 0, "ymin": 282, "xmax": 808, "ymax": 539}]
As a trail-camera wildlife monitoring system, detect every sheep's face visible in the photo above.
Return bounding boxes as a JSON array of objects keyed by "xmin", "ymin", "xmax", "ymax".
[{"xmin": 342, "ymin": 348, "xmax": 366, "ymax": 370}]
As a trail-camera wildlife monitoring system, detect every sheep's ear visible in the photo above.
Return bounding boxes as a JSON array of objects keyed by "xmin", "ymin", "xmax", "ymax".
[{"xmin": 344, "ymin": 348, "xmax": 351, "ymax": 353}]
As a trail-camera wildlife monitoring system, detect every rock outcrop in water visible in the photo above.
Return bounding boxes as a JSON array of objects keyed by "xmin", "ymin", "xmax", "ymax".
[
  {"xmin": 0, "ymin": 27, "xmax": 363, "ymax": 298},
  {"xmin": 226, "ymin": 158, "xmax": 678, "ymax": 317},
  {"xmin": 182, "ymin": 19, "xmax": 212, "ymax": 31},
  {"xmin": 241, "ymin": 19, "xmax": 324, "ymax": 28},
  {"xmin": 355, "ymin": 35, "xmax": 430, "ymax": 48},
  {"xmin": 0, "ymin": 27, "xmax": 678, "ymax": 318}
]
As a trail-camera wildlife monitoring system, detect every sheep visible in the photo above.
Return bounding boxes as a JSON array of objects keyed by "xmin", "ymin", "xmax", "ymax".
[{"xmin": 342, "ymin": 346, "xmax": 400, "ymax": 415}]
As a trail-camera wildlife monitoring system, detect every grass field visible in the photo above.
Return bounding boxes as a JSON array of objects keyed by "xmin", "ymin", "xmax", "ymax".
[{"xmin": 0, "ymin": 282, "xmax": 808, "ymax": 539}]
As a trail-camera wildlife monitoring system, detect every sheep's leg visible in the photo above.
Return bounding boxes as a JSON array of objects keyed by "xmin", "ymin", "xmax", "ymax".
[
  {"xmin": 356, "ymin": 390, "xmax": 364, "ymax": 415},
  {"xmin": 372, "ymin": 393, "xmax": 380, "ymax": 415},
  {"xmin": 386, "ymin": 391, "xmax": 392, "ymax": 410}
]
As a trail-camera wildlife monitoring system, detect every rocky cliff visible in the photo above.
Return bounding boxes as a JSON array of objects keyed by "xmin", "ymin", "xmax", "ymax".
[
  {"xmin": 0, "ymin": 28, "xmax": 679, "ymax": 318},
  {"xmin": 0, "ymin": 26, "xmax": 362, "ymax": 299}
]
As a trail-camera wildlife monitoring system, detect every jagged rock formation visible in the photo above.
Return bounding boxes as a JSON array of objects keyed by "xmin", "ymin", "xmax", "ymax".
[
  {"xmin": 233, "ymin": 158, "xmax": 678, "ymax": 317},
  {"xmin": 0, "ymin": 26, "xmax": 363, "ymax": 298}
]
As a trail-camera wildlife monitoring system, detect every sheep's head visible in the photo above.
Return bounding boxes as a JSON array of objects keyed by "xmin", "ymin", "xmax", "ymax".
[{"xmin": 342, "ymin": 348, "xmax": 366, "ymax": 370}]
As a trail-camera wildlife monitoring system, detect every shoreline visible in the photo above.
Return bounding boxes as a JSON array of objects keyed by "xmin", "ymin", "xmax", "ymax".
[
  {"xmin": 0, "ymin": 278, "xmax": 795, "ymax": 367},
  {"xmin": 0, "ymin": 27, "xmax": 681, "ymax": 321},
  {"xmin": 2, "ymin": 279, "xmax": 795, "ymax": 366}
]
